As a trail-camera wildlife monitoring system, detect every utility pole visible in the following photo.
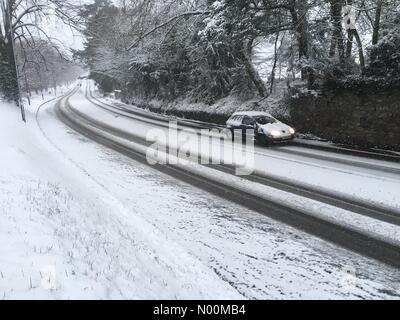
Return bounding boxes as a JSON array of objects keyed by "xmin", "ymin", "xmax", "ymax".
[{"xmin": 7, "ymin": 0, "xmax": 26, "ymax": 122}]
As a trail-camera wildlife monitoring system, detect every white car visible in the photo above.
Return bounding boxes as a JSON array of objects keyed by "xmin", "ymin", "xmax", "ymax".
[{"xmin": 226, "ymin": 111, "xmax": 295, "ymax": 145}]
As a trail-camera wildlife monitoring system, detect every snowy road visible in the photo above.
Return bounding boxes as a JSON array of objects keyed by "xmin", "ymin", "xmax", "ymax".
[
  {"xmin": 50, "ymin": 84, "xmax": 400, "ymax": 297},
  {"xmin": 2, "ymin": 82, "xmax": 398, "ymax": 299},
  {"xmin": 84, "ymin": 83, "xmax": 400, "ymax": 216},
  {"xmin": 53, "ymin": 81, "xmax": 400, "ymax": 265}
]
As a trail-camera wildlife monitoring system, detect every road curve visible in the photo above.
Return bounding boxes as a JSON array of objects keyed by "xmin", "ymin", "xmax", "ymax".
[
  {"xmin": 87, "ymin": 87, "xmax": 400, "ymax": 177},
  {"xmin": 84, "ymin": 86, "xmax": 400, "ymax": 226},
  {"xmin": 49, "ymin": 85, "xmax": 400, "ymax": 268},
  {"xmin": 87, "ymin": 86, "xmax": 400, "ymax": 165}
]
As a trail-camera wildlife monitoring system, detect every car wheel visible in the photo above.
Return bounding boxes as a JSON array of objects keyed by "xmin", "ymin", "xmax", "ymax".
[
  {"xmin": 257, "ymin": 135, "xmax": 271, "ymax": 147},
  {"xmin": 242, "ymin": 129, "xmax": 247, "ymax": 144},
  {"xmin": 230, "ymin": 128, "xmax": 235, "ymax": 142}
]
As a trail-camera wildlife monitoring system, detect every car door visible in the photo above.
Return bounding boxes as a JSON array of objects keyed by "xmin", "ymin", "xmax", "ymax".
[
  {"xmin": 231, "ymin": 116, "xmax": 243, "ymax": 129},
  {"xmin": 240, "ymin": 116, "xmax": 256, "ymax": 142},
  {"xmin": 241, "ymin": 116, "xmax": 256, "ymax": 130}
]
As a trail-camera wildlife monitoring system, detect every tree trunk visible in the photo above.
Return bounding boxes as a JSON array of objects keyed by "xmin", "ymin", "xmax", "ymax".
[
  {"xmin": 345, "ymin": 0, "xmax": 354, "ymax": 58},
  {"xmin": 329, "ymin": 0, "xmax": 345, "ymax": 63},
  {"xmin": 243, "ymin": 38, "xmax": 268, "ymax": 98},
  {"xmin": 289, "ymin": 0, "xmax": 310, "ymax": 81},
  {"xmin": 353, "ymin": 29, "xmax": 365, "ymax": 71},
  {"xmin": 288, "ymin": 0, "xmax": 315, "ymax": 87},
  {"xmin": 369, "ymin": 1, "xmax": 383, "ymax": 63},
  {"xmin": 0, "ymin": 38, "xmax": 19, "ymax": 102},
  {"xmin": 346, "ymin": 29, "xmax": 354, "ymax": 58},
  {"xmin": 372, "ymin": 0, "xmax": 383, "ymax": 45},
  {"xmin": 0, "ymin": 1, "xmax": 19, "ymax": 102},
  {"xmin": 270, "ymin": 33, "xmax": 280, "ymax": 94}
]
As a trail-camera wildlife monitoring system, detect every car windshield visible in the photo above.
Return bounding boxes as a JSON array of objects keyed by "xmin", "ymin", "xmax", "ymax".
[{"xmin": 255, "ymin": 116, "xmax": 276, "ymax": 125}]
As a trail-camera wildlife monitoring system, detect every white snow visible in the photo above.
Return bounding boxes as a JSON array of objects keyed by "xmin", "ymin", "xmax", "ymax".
[
  {"xmin": 61, "ymin": 91, "xmax": 400, "ymax": 249},
  {"xmin": 80, "ymin": 82, "xmax": 400, "ymax": 213},
  {"xmin": 1, "ymin": 85, "xmax": 400, "ymax": 299},
  {"xmin": 0, "ymin": 91, "xmax": 241, "ymax": 300}
]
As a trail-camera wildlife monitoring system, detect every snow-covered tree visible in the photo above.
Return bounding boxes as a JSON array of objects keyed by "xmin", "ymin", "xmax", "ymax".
[
  {"xmin": 76, "ymin": 0, "xmax": 400, "ymax": 103},
  {"xmin": 0, "ymin": 0, "xmax": 81, "ymax": 103}
]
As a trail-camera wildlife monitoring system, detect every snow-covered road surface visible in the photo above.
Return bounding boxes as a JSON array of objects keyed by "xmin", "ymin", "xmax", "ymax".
[
  {"xmin": 58, "ymin": 82, "xmax": 400, "ymax": 256},
  {"xmin": 1, "ymin": 85, "xmax": 400, "ymax": 299},
  {"xmin": 84, "ymin": 82, "xmax": 400, "ymax": 215}
]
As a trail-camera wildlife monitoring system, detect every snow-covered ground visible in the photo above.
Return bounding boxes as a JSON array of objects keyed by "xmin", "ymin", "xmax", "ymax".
[
  {"xmin": 0, "ymin": 91, "xmax": 239, "ymax": 299},
  {"xmin": 1, "ymin": 88, "xmax": 400, "ymax": 299},
  {"xmin": 76, "ymin": 82, "xmax": 400, "ymax": 221}
]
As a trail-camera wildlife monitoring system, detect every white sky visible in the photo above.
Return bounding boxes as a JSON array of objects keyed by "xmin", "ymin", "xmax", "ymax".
[
  {"xmin": 41, "ymin": 0, "xmax": 96, "ymax": 52},
  {"xmin": 43, "ymin": 16, "xmax": 85, "ymax": 51}
]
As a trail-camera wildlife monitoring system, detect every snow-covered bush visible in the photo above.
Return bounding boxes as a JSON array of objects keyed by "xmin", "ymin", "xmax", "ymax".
[{"xmin": 367, "ymin": 12, "xmax": 400, "ymax": 80}]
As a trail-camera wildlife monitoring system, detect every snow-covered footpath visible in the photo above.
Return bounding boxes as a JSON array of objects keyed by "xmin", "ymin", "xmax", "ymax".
[{"xmin": 1, "ymin": 87, "xmax": 400, "ymax": 299}]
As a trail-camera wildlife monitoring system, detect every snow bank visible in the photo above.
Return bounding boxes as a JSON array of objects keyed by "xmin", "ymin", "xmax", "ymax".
[
  {"xmin": 0, "ymin": 95, "xmax": 241, "ymax": 299},
  {"xmin": 100, "ymin": 80, "xmax": 290, "ymax": 124}
]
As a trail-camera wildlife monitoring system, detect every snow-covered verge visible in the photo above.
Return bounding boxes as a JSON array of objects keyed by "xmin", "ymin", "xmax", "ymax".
[
  {"xmin": 0, "ymin": 92, "xmax": 241, "ymax": 299},
  {"xmin": 101, "ymin": 80, "xmax": 290, "ymax": 125}
]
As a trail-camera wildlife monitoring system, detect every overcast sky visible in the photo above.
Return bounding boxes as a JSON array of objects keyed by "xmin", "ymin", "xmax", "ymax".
[
  {"xmin": 42, "ymin": 0, "xmax": 95, "ymax": 52},
  {"xmin": 44, "ymin": 17, "xmax": 85, "ymax": 51}
]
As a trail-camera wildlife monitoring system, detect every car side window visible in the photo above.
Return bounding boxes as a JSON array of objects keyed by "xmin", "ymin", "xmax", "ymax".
[
  {"xmin": 229, "ymin": 116, "xmax": 238, "ymax": 123},
  {"xmin": 242, "ymin": 116, "xmax": 255, "ymax": 125}
]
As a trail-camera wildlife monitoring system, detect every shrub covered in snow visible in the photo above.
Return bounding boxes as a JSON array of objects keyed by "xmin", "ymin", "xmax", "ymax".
[{"xmin": 367, "ymin": 12, "xmax": 400, "ymax": 81}]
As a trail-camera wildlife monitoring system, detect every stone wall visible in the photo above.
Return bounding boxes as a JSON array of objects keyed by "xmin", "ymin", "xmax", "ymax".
[{"xmin": 289, "ymin": 85, "xmax": 400, "ymax": 150}]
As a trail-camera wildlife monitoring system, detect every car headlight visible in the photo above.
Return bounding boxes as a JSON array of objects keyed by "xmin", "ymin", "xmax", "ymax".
[
  {"xmin": 270, "ymin": 130, "xmax": 281, "ymax": 137},
  {"xmin": 289, "ymin": 127, "xmax": 295, "ymax": 135}
]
